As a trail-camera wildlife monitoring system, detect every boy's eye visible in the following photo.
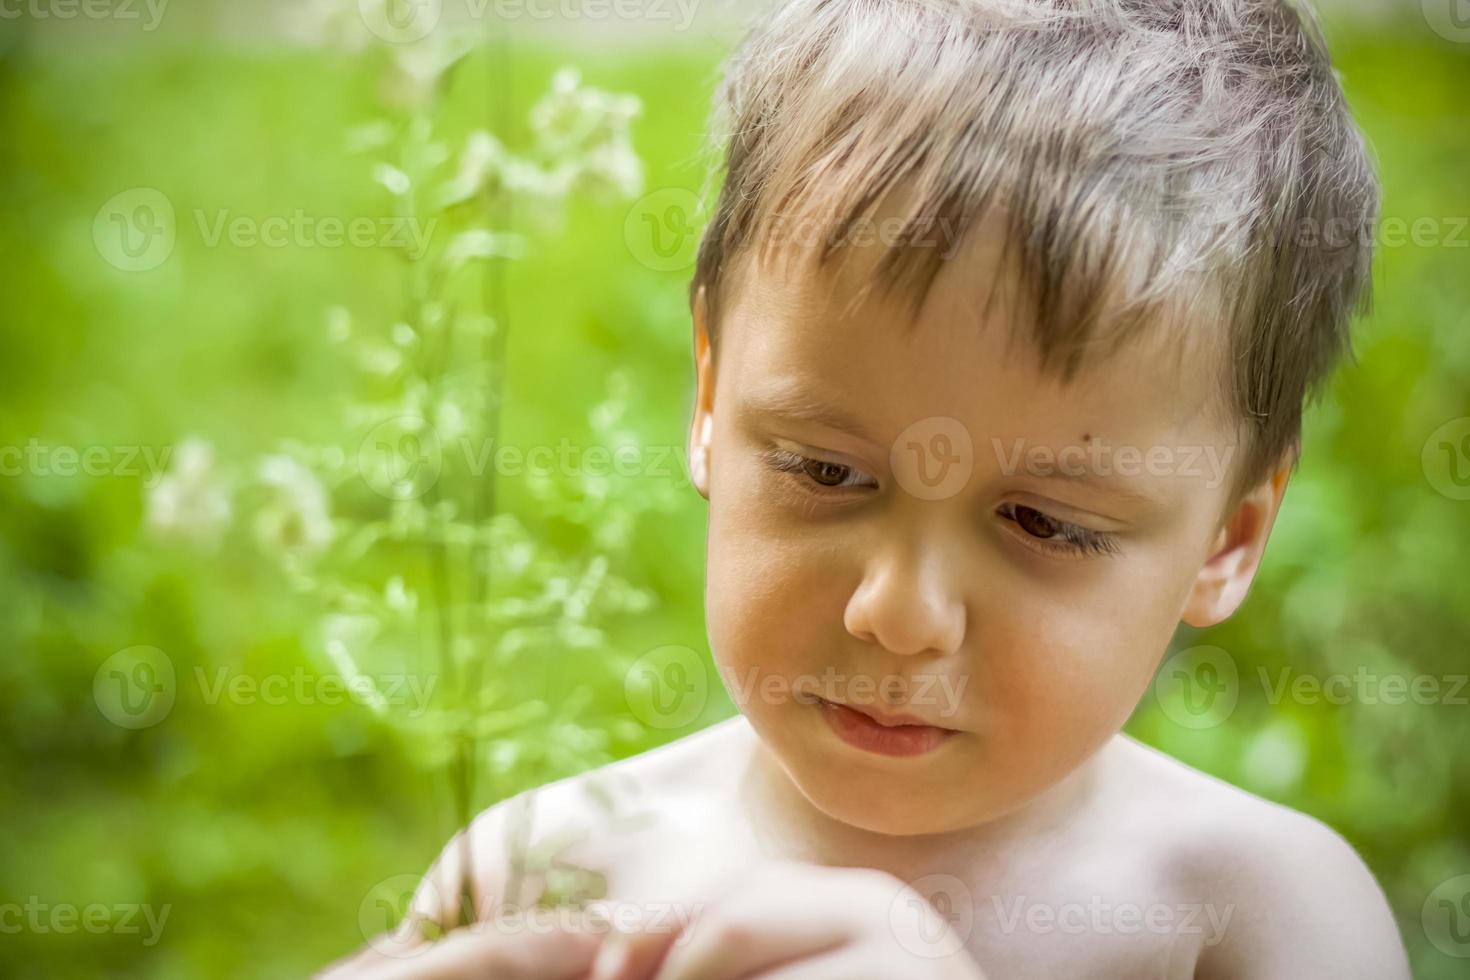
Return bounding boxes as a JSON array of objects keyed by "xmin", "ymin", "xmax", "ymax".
[
  {"xmin": 805, "ymin": 458, "xmax": 854, "ymax": 487},
  {"xmin": 759, "ymin": 446, "xmax": 878, "ymax": 492},
  {"xmin": 998, "ymin": 502, "xmax": 1121, "ymax": 559}
]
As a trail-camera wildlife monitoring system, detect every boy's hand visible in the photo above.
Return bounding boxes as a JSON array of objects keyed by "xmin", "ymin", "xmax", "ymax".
[{"xmin": 590, "ymin": 862, "xmax": 987, "ymax": 980}]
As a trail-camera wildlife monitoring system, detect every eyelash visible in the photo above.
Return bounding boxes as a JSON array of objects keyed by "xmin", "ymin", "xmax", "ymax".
[
  {"xmin": 759, "ymin": 447, "xmax": 877, "ymax": 492},
  {"xmin": 996, "ymin": 501, "xmax": 1121, "ymax": 559},
  {"xmin": 760, "ymin": 447, "xmax": 1121, "ymax": 559}
]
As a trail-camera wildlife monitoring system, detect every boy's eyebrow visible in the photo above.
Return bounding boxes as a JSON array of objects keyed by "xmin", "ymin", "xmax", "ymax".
[
  {"xmin": 1015, "ymin": 466, "xmax": 1172, "ymax": 508},
  {"xmin": 739, "ymin": 382, "xmax": 878, "ymax": 443}
]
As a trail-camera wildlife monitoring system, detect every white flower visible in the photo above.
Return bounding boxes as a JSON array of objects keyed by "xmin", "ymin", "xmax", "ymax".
[
  {"xmin": 381, "ymin": 31, "xmax": 475, "ymax": 110},
  {"xmin": 527, "ymin": 69, "xmax": 643, "ymax": 201},
  {"xmin": 254, "ymin": 455, "xmax": 334, "ymax": 559},
  {"xmin": 145, "ymin": 438, "xmax": 232, "ymax": 548},
  {"xmin": 384, "ymin": 576, "xmax": 418, "ymax": 617},
  {"xmin": 436, "ymin": 130, "xmax": 507, "ymax": 209},
  {"xmin": 577, "ymin": 140, "xmax": 644, "ymax": 199}
]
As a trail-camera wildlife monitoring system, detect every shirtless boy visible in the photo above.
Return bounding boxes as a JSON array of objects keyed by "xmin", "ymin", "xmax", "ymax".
[{"xmin": 324, "ymin": 1, "xmax": 1408, "ymax": 976}]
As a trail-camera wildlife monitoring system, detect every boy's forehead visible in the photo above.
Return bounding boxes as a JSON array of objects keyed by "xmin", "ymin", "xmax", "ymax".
[{"xmin": 721, "ymin": 210, "xmax": 1233, "ymax": 451}]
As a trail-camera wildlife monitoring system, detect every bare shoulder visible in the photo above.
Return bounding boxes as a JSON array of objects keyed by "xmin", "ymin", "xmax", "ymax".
[
  {"xmin": 413, "ymin": 716, "xmax": 751, "ymax": 925},
  {"xmin": 1109, "ymin": 735, "xmax": 1409, "ymax": 980}
]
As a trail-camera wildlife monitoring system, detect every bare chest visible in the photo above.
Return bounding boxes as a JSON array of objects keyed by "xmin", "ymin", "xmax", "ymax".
[{"xmin": 574, "ymin": 806, "xmax": 1209, "ymax": 980}]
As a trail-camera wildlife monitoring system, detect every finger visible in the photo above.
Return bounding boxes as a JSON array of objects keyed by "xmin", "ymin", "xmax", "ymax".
[
  {"xmin": 357, "ymin": 922, "xmax": 603, "ymax": 980},
  {"xmin": 643, "ymin": 863, "xmax": 870, "ymax": 980},
  {"xmin": 649, "ymin": 864, "xmax": 878, "ymax": 980},
  {"xmin": 589, "ymin": 923, "xmax": 681, "ymax": 980},
  {"xmin": 746, "ymin": 947, "xmax": 879, "ymax": 980},
  {"xmin": 650, "ymin": 910, "xmax": 847, "ymax": 980},
  {"xmin": 749, "ymin": 945, "xmax": 987, "ymax": 980},
  {"xmin": 585, "ymin": 889, "xmax": 724, "ymax": 980}
]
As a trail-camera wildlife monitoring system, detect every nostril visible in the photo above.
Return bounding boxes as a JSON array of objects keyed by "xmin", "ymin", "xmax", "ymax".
[{"xmin": 844, "ymin": 564, "xmax": 966, "ymax": 658}]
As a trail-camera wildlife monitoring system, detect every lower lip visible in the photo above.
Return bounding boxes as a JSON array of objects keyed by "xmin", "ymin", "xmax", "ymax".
[{"xmin": 817, "ymin": 699, "xmax": 957, "ymax": 757}]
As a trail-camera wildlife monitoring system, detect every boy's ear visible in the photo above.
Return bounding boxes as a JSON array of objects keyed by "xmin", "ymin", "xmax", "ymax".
[
  {"xmin": 1180, "ymin": 454, "xmax": 1294, "ymax": 629},
  {"xmin": 688, "ymin": 284, "xmax": 715, "ymax": 501}
]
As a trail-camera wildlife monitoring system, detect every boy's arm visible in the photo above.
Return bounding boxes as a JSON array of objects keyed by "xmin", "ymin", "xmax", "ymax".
[
  {"xmin": 407, "ymin": 795, "xmax": 525, "ymax": 931},
  {"xmin": 316, "ymin": 793, "xmax": 589, "ymax": 978},
  {"xmin": 1195, "ymin": 809, "xmax": 1409, "ymax": 979}
]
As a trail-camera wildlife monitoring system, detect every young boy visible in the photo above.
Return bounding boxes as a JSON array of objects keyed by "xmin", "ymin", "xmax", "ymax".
[{"xmin": 325, "ymin": 0, "xmax": 1409, "ymax": 976}]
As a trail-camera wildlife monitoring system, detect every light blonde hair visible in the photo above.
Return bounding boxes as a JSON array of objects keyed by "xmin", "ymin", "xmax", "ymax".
[{"xmin": 690, "ymin": 0, "xmax": 1379, "ymax": 515}]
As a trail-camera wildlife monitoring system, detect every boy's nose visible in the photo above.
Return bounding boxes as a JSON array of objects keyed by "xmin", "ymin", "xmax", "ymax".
[{"xmin": 842, "ymin": 547, "xmax": 966, "ymax": 659}]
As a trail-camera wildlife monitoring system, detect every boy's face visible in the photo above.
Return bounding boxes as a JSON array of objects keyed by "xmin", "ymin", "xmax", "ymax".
[{"xmin": 687, "ymin": 212, "xmax": 1291, "ymax": 836}]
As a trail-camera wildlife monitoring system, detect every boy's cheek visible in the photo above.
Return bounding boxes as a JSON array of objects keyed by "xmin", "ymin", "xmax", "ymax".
[{"xmin": 963, "ymin": 615, "xmax": 1160, "ymax": 747}]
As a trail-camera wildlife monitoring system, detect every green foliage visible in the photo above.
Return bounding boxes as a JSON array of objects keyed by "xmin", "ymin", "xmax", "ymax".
[{"xmin": 0, "ymin": 10, "xmax": 1466, "ymax": 980}]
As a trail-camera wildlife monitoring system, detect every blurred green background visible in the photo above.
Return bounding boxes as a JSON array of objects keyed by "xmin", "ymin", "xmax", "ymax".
[{"xmin": 1, "ymin": 2, "xmax": 1467, "ymax": 977}]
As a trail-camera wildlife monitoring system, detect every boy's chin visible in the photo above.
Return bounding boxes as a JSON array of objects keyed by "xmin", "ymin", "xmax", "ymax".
[{"xmin": 769, "ymin": 729, "xmax": 1012, "ymax": 837}]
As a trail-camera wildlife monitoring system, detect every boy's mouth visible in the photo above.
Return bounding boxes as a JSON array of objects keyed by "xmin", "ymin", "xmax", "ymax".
[
  {"xmin": 815, "ymin": 696, "xmax": 952, "ymax": 729},
  {"xmin": 814, "ymin": 696, "xmax": 958, "ymax": 758}
]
